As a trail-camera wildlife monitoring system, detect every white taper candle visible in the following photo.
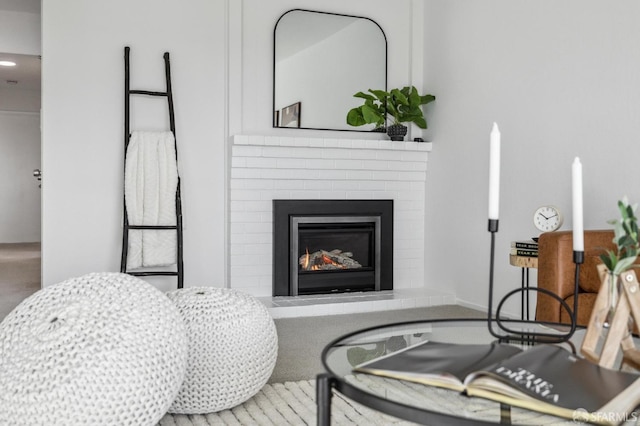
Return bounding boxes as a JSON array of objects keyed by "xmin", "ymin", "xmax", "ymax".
[
  {"xmin": 488, "ymin": 123, "xmax": 501, "ymax": 220},
  {"xmin": 572, "ymin": 157, "xmax": 584, "ymax": 251}
]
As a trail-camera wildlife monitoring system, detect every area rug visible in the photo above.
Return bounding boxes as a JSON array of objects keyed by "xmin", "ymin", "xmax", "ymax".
[
  {"xmin": 158, "ymin": 379, "xmax": 415, "ymax": 425},
  {"xmin": 158, "ymin": 377, "xmax": 574, "ymax": 425}
]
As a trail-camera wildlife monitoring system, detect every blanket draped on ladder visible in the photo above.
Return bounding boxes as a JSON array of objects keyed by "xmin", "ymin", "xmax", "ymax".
[{"xmin": 125, "ymin": 131, "xmax": 178, "ymax": 269}]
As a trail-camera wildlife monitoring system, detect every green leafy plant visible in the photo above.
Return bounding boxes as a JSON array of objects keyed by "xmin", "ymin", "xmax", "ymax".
[
  {"xmin": 600, "ymin": 197, "xmax": 640, "ymax": 275},
  {"xmin": 346, "ymin": 86, "xmax": 435, "ymax": 129}
]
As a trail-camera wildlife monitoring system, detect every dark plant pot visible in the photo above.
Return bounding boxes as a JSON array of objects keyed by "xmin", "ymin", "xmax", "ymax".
[{"xmin": 386, "ymin": 124, "xmax": 407, "ymax": 141}]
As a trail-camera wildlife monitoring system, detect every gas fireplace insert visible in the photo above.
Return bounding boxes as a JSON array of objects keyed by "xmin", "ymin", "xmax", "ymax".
[{"xmin": 273, "ymin": 199, "xmax": 393, "ymax": 296}]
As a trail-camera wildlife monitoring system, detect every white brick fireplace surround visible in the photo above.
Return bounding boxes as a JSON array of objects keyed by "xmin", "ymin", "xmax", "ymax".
[{"xmin": 229, "ymin": 135, "xmax": 455, "ymax": 317}]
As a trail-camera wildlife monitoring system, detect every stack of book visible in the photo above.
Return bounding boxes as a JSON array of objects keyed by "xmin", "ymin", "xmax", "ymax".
[{"xmin": 510, "ymin": 240, "xmax": 538, "ymax": 257}]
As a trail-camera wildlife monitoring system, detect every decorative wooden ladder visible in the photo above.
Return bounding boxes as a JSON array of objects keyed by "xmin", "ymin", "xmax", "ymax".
[{"xmin": 120, "ymin": 46, "xmax": 184, "ymax": 289}]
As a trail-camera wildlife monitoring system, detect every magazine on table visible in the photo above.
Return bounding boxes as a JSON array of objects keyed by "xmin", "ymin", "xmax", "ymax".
[{"xmin": 353, "ymin": 340, "xmax": 640, "ymax": 425}]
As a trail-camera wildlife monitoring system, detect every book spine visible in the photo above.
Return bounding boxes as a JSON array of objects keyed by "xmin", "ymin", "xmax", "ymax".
[
  {"xmin": 511, "ymin": 241, "xmax": 539, "ymax": 250},
  {"xmin": 510, "ymin": 249, "xmax": 538, "ymax": 257}
]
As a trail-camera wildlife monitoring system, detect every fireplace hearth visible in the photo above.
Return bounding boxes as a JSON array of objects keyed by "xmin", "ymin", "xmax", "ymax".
[{"xmin": 273, "ymin": 200, "xmax": 393, "ymax": 296}]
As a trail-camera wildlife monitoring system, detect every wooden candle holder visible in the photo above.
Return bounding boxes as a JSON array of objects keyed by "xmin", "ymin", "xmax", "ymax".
[{"xmin": 581, "ymin": 264, "xmax": 640, "ymax": 371}]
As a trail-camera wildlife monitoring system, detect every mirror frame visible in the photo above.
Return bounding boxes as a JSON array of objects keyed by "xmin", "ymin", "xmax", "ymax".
[{"xmin": 272, "ymin": 9, "xmax": 387, "ymax": 132}]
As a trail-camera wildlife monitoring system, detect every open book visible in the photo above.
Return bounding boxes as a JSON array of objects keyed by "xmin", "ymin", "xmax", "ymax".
[{"xmin": 354, "ymin": 341, "xmax": 640, "ymax": 425}]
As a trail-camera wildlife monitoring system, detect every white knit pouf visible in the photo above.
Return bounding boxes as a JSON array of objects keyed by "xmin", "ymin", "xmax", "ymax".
[
  {"xmin": 166, "ymin": 287, "xmax": 278, "ymax": 414},
  {"xmin": 0, "ymin": 272, "xmax": 188, "ymax": 426}
]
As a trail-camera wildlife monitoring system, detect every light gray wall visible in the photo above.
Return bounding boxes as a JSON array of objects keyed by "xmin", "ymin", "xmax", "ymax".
[
  {"xmin": 41, "ymin": 0, "xmax": 421, "ymax": 290},
  {"xmin": 41, "ymin": 0, "xmax": 227, "ymax": 289},
  {"xmin": 0, "ymin": 5, "xmax": 41, "ymax": 243},
  {"xmin": 0, "ymin": 112, "xmax": 40, "ymax": 242},
  {"xmin": 423, "ymin": 1, "xmax": 640, "ymax": 314},
  {"xmin": 0, "ymin": 5, "xmax": 40, "ymax": 55},
  {"xmin": 42, "ymin": 0, "xmax": 638, "ymax": 314}
]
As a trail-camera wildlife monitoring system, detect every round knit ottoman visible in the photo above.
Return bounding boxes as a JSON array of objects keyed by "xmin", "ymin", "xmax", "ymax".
[
  {"xmin": 166, "ymin": 287, "xmax": 278, "ymax": 414},
  {"xmin": 0, "ymin": 272, "xmax": 188, "ymax": 426}
]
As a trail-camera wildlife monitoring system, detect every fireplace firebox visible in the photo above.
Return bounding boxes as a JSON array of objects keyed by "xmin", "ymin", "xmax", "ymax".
[{"xmin": 273, "ymin": 200, "xmax": 393, "ymax": 296}]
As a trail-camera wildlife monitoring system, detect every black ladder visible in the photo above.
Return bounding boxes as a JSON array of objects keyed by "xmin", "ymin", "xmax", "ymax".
[{"xmin": 120, "ymin": 46, "xmax": 184, "ymax": 289}]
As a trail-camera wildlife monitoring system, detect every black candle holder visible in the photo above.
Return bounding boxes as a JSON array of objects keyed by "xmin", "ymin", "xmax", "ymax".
[{"xmin": 487, "ymin": 219, "xmax": 584, "ymax": 343}]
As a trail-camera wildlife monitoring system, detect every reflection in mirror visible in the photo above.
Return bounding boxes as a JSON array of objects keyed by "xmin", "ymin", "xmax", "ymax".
[{"xmin": 273, "ymin": 9, "xmax": 386, "ymax": 131}]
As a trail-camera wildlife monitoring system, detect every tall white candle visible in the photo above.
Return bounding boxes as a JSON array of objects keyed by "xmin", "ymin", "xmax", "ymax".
[
  {"xmin": 488, "ymin": 122, "xmax": 501, "ymax": 220},
  {"xmin": 572, "ymin": 157, "xmax": 584, "ymax": 252}
]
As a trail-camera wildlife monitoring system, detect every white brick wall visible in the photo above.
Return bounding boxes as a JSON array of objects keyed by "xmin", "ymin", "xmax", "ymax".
[{"xmin": 229, "ymin": 135, "xmax": 432, "ymax": 296}]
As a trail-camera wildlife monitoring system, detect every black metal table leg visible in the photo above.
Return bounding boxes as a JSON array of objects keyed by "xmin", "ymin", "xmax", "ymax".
[
  {"xmin": 525, "ymin": 267, "xmax": 530, "ymax": 321},
  {"xmin": 316, "ymin": 373, "xmax": 334, "ymax": 426},
  {"xmin": 520, "ymin": 267, "xmax": 525, "ymax": 320},
  {"xmin": 519, "ymin": 267, "xmax": 532, "ymax": 321}
]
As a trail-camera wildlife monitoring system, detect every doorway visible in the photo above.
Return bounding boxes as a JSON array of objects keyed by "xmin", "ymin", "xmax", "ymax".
[
  {"xmin": 0, "ymin": 0, "xmax": 43, "ymax": 320},
  {"xmin": 0, "ymin": 53, "xmax": 42, "ymax": 320}
]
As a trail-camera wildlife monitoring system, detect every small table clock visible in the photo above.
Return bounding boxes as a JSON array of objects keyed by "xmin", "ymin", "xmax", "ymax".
[{"xmin": 533, "ymin": 205, "xmax": 563, "ymax": 232}]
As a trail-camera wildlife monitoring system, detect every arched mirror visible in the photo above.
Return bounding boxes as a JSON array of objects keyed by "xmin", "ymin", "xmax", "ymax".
[{"xmin": 273, "ymin": 9, "xmax": 387, "ymax": 131}]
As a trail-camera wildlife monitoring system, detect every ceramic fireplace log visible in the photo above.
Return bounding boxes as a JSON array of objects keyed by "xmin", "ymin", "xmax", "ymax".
[{"xmin": 299, "ymin": 249, "xmax": 362, "ymax": 271}]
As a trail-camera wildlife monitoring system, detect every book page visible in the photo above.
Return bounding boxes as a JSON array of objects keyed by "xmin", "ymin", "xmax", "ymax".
[{"xmin": 354, "ymin": 341, "xmax": 522, "ymax": 391}]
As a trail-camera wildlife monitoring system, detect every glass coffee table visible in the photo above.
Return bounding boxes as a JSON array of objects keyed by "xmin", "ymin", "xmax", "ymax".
[{"xmin": 317, "ymin": 318, "xmax": 628, "ymax": 425}]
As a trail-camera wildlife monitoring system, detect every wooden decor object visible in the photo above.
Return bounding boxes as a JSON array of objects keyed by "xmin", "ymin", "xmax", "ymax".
[{"xmin": 581, "ymin": 264, "xmax": 640, "ymax": 371}]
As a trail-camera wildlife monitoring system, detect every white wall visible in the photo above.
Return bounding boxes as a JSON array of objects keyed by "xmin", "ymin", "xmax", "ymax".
[
  {"xmin": 41, "ymin": 0, "xmax": 227, "ymax": 289},
  {"xmin": 41, "ymin": 0, "xmax": 640, "ymax": 312},
  {"xmin": 0, "ymin": 112, "xmax": 41, "ymax": 242},
  {"xmin": 423, "ymin": 1, "xmax": 640, "ymax": 314},
  {"xmin": 41, "ymin": 0, "xmax": 424, "ymax": 292},
  {"xmin": 0, "ymin": 8, "xmax": 40, "ymax": 55}
]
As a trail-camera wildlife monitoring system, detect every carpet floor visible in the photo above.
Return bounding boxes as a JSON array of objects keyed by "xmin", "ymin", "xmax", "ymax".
[
  {"xmin": 269, "ymin": 305, "xmax": 484, "ymax": 383},
  {"xmin": 158, "ymin": 379, "xmax": 416, "ymax": 426},
  {"xmin": 0, "ymin": 242, "xmax": 40, "ymax": 321}
]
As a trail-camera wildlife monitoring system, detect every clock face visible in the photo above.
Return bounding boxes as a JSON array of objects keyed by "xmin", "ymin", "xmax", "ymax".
[{"xmin": 533, "ymin": 205, "xmax": 564, "ymax": 232}]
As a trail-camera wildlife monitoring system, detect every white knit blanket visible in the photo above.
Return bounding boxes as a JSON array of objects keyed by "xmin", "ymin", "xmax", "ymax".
[{"xmin": 125, "ymin": 131, "xmax": 178, "ymax": 269}]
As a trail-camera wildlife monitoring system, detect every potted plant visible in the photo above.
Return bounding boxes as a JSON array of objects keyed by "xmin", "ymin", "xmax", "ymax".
[{"xmin": 346, "ymin": 86, "xmax": 435, "ymax": 141}]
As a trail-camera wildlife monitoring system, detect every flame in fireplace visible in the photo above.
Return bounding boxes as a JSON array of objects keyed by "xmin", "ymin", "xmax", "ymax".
[
  {"xmin": 316, "ymin": 254, "xmax": 344, "ymax": 270},
  {"xmin": 302, "ymin": 248, "xmax": 310, "ymax": 270},
  {"xmin": 299, "ymin": 248, "xmax": 361, "ymax": 271}
]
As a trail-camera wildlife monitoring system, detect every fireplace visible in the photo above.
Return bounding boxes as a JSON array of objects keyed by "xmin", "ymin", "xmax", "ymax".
[{"xmin": 273, "ymin": 200, "xmax": 393, "ymax": 296}]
